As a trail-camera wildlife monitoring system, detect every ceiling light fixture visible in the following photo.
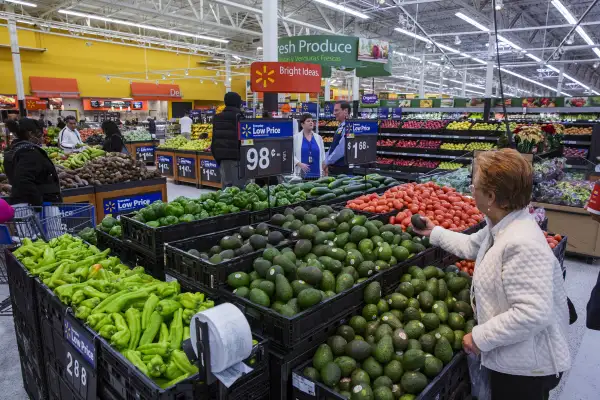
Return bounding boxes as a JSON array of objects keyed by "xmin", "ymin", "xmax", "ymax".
[
  {"xmin": 58, "ymin": 10, "xmax": 229, "ymax": 43},
  {"xmin": 312, "ymin": 0, "xmax": 369, "ymax": 19},
  {"xmin": 552, "ymin": 0, "xmax": 600, "ymax": 60},
  {"xmin": 395, "ymin": 27, "xmax": 430, "ymax": 43},
  {"xmin": 184, "ymin": 69, "xmax": 189, "ymax": 76},
  {"xmin": 594, "ymin": 62, "xmax": 599, "ymax": 69},
  {"xmin": 232, "ymin": 55, "xmax": 241, "ymax": 61},
  {"xmin": 4, "ymin": 0, "xmax": 37, "ymax": 7},
  {"xmin": 454, "ymin": 36, "xmax": 461, "ymax": 45},
  {"xmin": 455, "ymin": 12, "xmax": 489, "ymax": 32},
  {"xmin": 495, "ymin": 0, "xmax": 503, "ymax": 10},
  {"xmin": 566, "ymin": 35, "xmax": 574, "ymax": 45},
  {"xmin": 526, "ymin": 53, "xmax": 542, "ymax": 62}
]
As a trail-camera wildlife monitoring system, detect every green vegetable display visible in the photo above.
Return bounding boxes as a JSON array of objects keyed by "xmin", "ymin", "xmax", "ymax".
[
  {"xmin": 96, "ymin": 214, "xmax": 122, "ymax": 238},
  {"xmin": 13, "ymin": 234, "xmax": 214, "ymax": 386},
  {"xmin": 302, "ymin": 269, "xmax": 475, "ymax": 397},
  {"xmin": 124, "ymin": 130, "xmax": 153, "ymax": 142},
  {"xmin": 228, "ymin": 205, "xmax": 431, "ymax": 315},
  {"xmin": 290, "ymin": 174, "xmax": 399, "ymax": 203}
]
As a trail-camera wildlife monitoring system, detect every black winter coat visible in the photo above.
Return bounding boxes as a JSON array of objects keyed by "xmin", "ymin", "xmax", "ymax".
[
  {"xmin": 3, "ymin": 140, "xmax": 62, "ymax": 206},
  {"xmin": 587, "ymin": 271, "xmax": 600, "ymax": 330},
  {"xmin": 211, "ymin": 106, "xmax": 242, "ymax": 162},
  {"xmin": 102, "ymin": 134, "xmax": 126, "ymax": 153},
  {"xmin": 148, "ymin": 119, "xmax": 156, "ymax": 134}
]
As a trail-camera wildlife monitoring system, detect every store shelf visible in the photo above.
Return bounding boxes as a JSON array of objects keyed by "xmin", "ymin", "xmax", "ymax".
[
  {"xmin": 563, "ymin": 140, "xmax": 592, "ymax": 145},
  {"xmin": 378, "ymin": 132, "xmax": 499, "ymax": 140},
  {"xmin": 377, "ymin": 150, "xmax": 471, "ymax": 160}
]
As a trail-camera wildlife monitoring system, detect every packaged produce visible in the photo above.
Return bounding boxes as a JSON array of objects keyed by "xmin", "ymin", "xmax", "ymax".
[
  {"xmin": 419, "ymin": 168, "xmax": 471, "ymax": 194},
  {"xmin": 301, "ymin": 273, "xmax": 475, "ymax": 397},
  {"xmin": 229, "ymin": 206, "xmax": 433, "ymax": 315},
  {"xmin": 533, "ymin": 157, "xmax": 566, "ymax": 183},
  {"xmin": 124, "ymin": 130, "xmax": 153, "ymax": 141},
  {"xmin": 12, "ymin": 234, "xmax": 215, "ymax": 386}
]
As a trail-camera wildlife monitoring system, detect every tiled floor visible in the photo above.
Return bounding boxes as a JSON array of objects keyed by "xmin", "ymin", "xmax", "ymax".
[{"xmin": 0, "ymin": 182, "xmax": 598, "ymax": 399}]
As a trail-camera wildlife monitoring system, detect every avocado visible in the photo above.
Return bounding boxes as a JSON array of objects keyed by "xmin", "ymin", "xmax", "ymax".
[
  {"xmin": 410, "ymin": 279, "xmax": 426, "ymax": 295},
  {"xmin": 339, "ymin": 377, "xmax": 352, "ymax": 391},
  {"xmin": 404, "ymin": 320, "xmax": 425, "ymax": 340},
  {"xmin": 434, "ymin": 336, "xmax": 453, "ymax": 364},
  {"xmin": 377, "ymin": 300, "xmax": 390, "ymax": 316},
  {"xmin": 335, "ymin": 356, "xmax": 357, "ymax": 377},
  {"xmin": 274, "ymin": 274, "xmax": 293, "ymax": 302},
  {"xmin": 457, "ymin": 288, "xmax": 471, "ymax": 303},
  {"xmin": 321, "ymin": 362, "xmax": 342, "ymax": 388},
  {"xmin": 336, "ymin": 208, "xmax": 354, "ymax": 224},
  {"xmin": 271, "ymin": 301, "xmax": 285, "ymax": 313},
  {"xmin": 417, "ymin": 291, "xmax": 434, "ymax": 311},
  {"xmin": 350, "ymin": 215, "xmax": 367, "ymax": 227},
  {"xmin": 346, "ymin": 249, "xmax": 365, "ymax": 268},
  {"xmin": 267, "ymin": 230, "xmax": 285, "ymax": 245},
  {"xmin": 357, "ymin": 261, "xmax": 376, "ymax": 278},
  {"xmin": 423, "ymin": 356, "xmax": 444, "ymax": 378},
  {"xmin": 383, "ymin": 359, "xmax": 404, "ymax": 383},
  {"xmin": 270, "ymin": 214, "xmax": 286, "ymax": 226},
  {"xmin": 400, "ymin": 371, "xmax": 428, "ymax": 395},
  {"xmin": 337, "ymin": 325, "xmax": 356, "ymax": 342},
  {"xmin": 364, "ymin": 281, "xmax": 382, "ymax": 305},
  {"xmin": 254, "ymin": 222, "xmax": 269, "ymax": 235},
  {"xmin": 342, "ymin": 266, "xmax": 359, "ymax": 281},
  {"xmin": 406, "ymin": 298, "xmax": 420, "ymax": 310},
  {"xmin": 233, "ymin": 286, "xmax": 250, "ymax": 298},
  {"xmin": 248, "ymin": 288, "xmax": 270, "ymax": 307},
  {"xmin": 209, "ymin": 245, "xmax": 222, "ymax": 255},
  {"xmin": 388, "ymin": 293, "xmax": 409, "ymax": 310},
  {"xmin": 349, "ymin": 315, "xmax": 368, "ymax": 336},
  {"xmin": 317, "ymin": 217, "xmax": 336, "ymax": 232},
  {"xmin": 362, "ymin": 304, "xmax": 379, "ymax": 321},
  {"xmin": 350, "ymin": 225, "xmax": 369, "ymax": 244},
  {"xmin": 312, "ymin": 244, "xmax": 328, "ymax": 257},
  {"xmin": 326, "ymin": 335, "xmax": 348, "ymax": 356},
  {"xmin": 418, "ymin": 333, "xmax": 437, "ymax": 354},
  {"xmin": 435, "ymin": 325, "xmax": 455, "ymax": 344},
  {"xmin": 289, "ymin": 219, "xmax": 304, "ymax": 231},
  {"xmin": 447, "ymin": 276, "xmax": 468, "ymax": 293},
  {"xmin": 298, "ymin": 225, "xmax": 318, "ymax": 240},
  {"xmin": 373, "ymin": 335, "xmax": 394, "ymax": 364},
  {"xmin": 389, "ymin": 309, "xmax": 403, "ymax": 321},
  {"xmin": 351, "ymin": 384, "xmax": 374, "ymax": 400},
  {"xmin": 297, "ymin": 288, "xmax": 323, "ymax": 310},
  {"xmin": 362, "ymin": 356, "xmax": 383, "ymax": 379},
  {"xmin": 392, "ymin": 328, "xmax": 409, "ymax": 351},
  {"xmin": 465, "ymin": 319, "xmax": 476, "ymax": 334},
  {"xmin": 373, "ymin": 376, "xmax": 393, "ymax": 389},
  {"xmin": 453, "ymin": 330, "xmax": 466, "ymax": 351},
  {"xmin": 432, "ymin": 301, "xmax": 449, "ymax": 323},
  {"xmin": 425, "ymin": 278, "xmax": 439, "ymax": 299},
  {"xmin": 251, "ymin": 258, "xmax": 271, "ymax": 278},
  {"xmin": 437, "ymin": 279, "xmax": 448, "ymax": 300},
  {"xmin": 374, "ymin": 324, "xmax": 394, "ymax": 342},
  {"xmin": 336, "ymin": 222, "xmax": 350, "ymax": 234},
  {"xmin": 379, "ymin": 313, "xmax": 402, "ymax": 330},
  {"xmin": 249, "ymin": 234, "xmax": 268, "ymax": 250},
  {"xmin": 336, "ymin": 273, "xmax": 355, "ymax": 294},
  {"xmin": 401, "ymin": 349, "xmax": 425, "ymax": 371},
  {"xmin": 399, "ymin": 274, "xmax": 412, "ymax": 284},
  {"xmin": 291, "ymin": 280, "xmax": 312, "ymax": 297},
  {"xmin": 287, "ymin": 298, "xmax": 300, "ymax": 313},
  {"xmin": 345, "ymin": 340, "xmax": 372, "ymax": 361},
  {"xmin": 422, "ymin": 313, "xmax": 440, "ymax": 332},
  {"xmin": 448, "ymin": 312, "xmax": 466, "ymax": 331},
  {"xmin": 351, "ymin": 368, "xmax": 371, "ymax": 387},
  {"xmin": 227, "ymin": 272, "xmax": 250, "ymax": 288},
  {"xmin": 303, "ymin": 366, "xmax": 320, "ymax": 382},
  {"xmin": 406, "ymin": 339, "xmax": 422, "ymax": 351},
  {"xmin": 218, "ymin": 249, "xmax": 235, "ymax": 261},
  {"xmin": 365, "ymin": 320, "xmax": 381, "ymax": 338},
  {"xmin": 249, "ymin": 279, "xmax": 264, "ymax": 290},
  {"xmin": 454, "ymin": 301, "xmax": 473, "ymax": 319},
  {"xmin": 284, "ymin": 207, "xmax": 295, "ymax": 216},
  {"xmin": 402, "ymin": 307, "xmax": 421, "ymax": 323},
  {"xmin": 313, "ymin": 343, "xmax": 334, "ymax": 371},
  {"xmin": 258, "ymin": 280, "xmax": 275, "ymax": 298},
  {"xmin": 297, "ymin": 266, "xmax": 323, "ymax": 286},
  {"xmin": 266, "ymin": 265, "xmax": 284, "ymax": 282}
]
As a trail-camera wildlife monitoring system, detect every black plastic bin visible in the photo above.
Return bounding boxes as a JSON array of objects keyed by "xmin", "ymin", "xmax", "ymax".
[
  {"xmin": 164, "ymin": 224, "xmax": 293, "ymax": 291},
  {"xmin": 121, "ymin": 211, "xmax": 251, "ymax": 256},
  {"xmin": 6, "ymin": 249, "xmax": 39, "ymax": 328},
  {"xmin": 96, "ymin": 229, "xmax": 133, "ymax": 261}
]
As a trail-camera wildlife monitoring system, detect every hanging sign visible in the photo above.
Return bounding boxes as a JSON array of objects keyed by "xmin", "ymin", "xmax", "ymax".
[
  {"xmin": 360, "ymin": 94, "xmax": 379, "ymax": 108},
  {"xmin": 392, "ymin": 108, "xmax": 403, "ymax": 119},
  {"xmin": 238, "ymin": 119, "xmax": 294, "ymax": 178},
  {"xmin": 250, "ymin": 62, "xmax": 321, "ymax": 93},
  {"xmin": 301, "ymin": 102, "xmax": 318, "ymax": 117},
  {"xmin": 345, "ymin": 120, "xmax": 378, "ymax": 165}
]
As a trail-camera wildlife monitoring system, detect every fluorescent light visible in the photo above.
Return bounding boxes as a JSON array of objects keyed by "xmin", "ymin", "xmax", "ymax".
[
  {"xmin": 592, "ymin": 90, "xmax": 600, "ymax": 95},
  {"xmin": 563, "ymin": 73, "xmax": 589, "ymax": 89},
  {"xmin": 5, "ymin": 0, "xmax": 37, "ymax": 7},
  {"xmin": 551, "ymin": 0, "xmax": 577, "ymax": 24},
  {"xmin": 526, "ymin": 53, "xmax": 542, "ymax": 62},
  {"xmin": 455, "ymin": 12, "xmax": 489, "ymax": 32},
  {"xmin": 594, "ymin": 48, "xmax": 600, "ymax": 58},
  {"xmin": 547, "ymin": 65, "xmax": 560, "ymax": 73},
  {"xmin": 393, "ymin": 51, "xmax": 420, "ymax": 61},
  {"xmin": 395, "ymin": 27, "xmax": 430, "ymax": 43},
  {"xmin": 232, "ymin": 55, "xmax": 241, "ymax": 60},
  {"xmin": 313, "ymin": 0, "xmax": 369, "ymax": 19},
  {"xmin": 500, "ymin": 67, "xmax": 570, "ymax": 95},
  {"xmin": 471, "ymin": 57, "xmax": 487, "ymax": 65},
  {"xmin": 497, "ymin": 35, "xmax": 522, "ymax": 50},
  {"xmin": 575, "ymin": 26, "xmax": 595, "ymax": 46},
  {"xmin": 445, "ymin": 78, "xmax": 485, "ymax": 89},
  {"xmin": 257, "ymin": 46, "xmax": 263, "ymax": 50},
  {"xmin": 58, "ymin": 10, "xmax": 229, "ymax": 43},
  {"xmin": 436, "ymin": 43, "xmax": 460, "ymax": 54}
]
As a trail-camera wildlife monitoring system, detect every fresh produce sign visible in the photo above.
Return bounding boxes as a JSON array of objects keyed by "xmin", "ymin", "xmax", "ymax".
[
  {"xmin": 345, "ymin": 120, "xmax": 378, "ymax": 166},
  {"xmin": 13, "ymin": 234, "xmax": 214, "ymax": 387},
  {"xmin": 239, "ymin": 120, "xmax": 294, "ymax": 178},
  {"xmin": 157, "ymin": 155, "xmax": 174, "ymax": 177},
  {"xmin": 298, "ymin": 270, "xmax": 475, "ymax": 397},
  {"xmin": 136, "ymin": 146, "xmax": 155, "ymax": 162},
  {"xmin": 104, "ymin": 192, "xmax": 163, "ymax": 216},
  {"xmin": 228, "ymin": 206, "xmax": 433, "ymax": 316}
]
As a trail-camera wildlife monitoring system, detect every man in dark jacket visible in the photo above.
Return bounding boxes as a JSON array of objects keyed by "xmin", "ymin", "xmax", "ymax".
[
  {"xmin": 148, "ymin": 117, "xmax": 156, "ymax": 136},
  {"xmin": 211, "ymin": 92, "xmax": 245, "ymax": 187}
]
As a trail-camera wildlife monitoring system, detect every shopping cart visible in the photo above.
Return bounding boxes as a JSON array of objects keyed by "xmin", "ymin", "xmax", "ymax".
[{"xmin": 0, "ymin": 203, "xmax": 96, "ymax": 283}]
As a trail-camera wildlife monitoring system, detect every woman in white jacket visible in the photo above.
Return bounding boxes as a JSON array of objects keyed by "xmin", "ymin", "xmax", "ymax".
[
  {"xmin": 414, "ymin": 149, "xmax": 570, "ymax": 400},
  {"xmin": 293, "ymin": 113, "xmax": 326, "ymax": 178}
]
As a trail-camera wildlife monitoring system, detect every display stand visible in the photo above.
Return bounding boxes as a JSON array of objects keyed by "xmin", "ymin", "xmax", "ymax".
[
  {"xmin": 94, "ymin": 177, "xmax": 167, "ymax": 221},
  {"xmin": 197, "ymin": 152, "xmax": 223, "ymax": 189},
  {"xmin": 155, "ymin": 149, "xmax": 176, "ymax": 179},
  {"xmin": 61, "ymin": 186, "xmax": 96, "ymax": 205},
  {"xmin": 532, "ymin": 201, "xmax": 600, "ymax": 259},
  {"xmin": 174, "ymin": 150, "xmax": 200, "ymax": 187},
  {"xmin": 125, "ymin": 140, "xmax": 159, "ymax": 164}
]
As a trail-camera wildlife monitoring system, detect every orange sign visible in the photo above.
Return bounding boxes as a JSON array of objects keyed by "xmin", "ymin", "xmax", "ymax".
[
  {"xmin": 130, "ymin": 82, "xmax": 182, "ymax": 100},
  {"xmin": 250, "ymin": 62, "xmax": 321, "ymax": 93},
  {"xmin": 25, "ymin": 97, "xmax": 48, "ymax": 110}
]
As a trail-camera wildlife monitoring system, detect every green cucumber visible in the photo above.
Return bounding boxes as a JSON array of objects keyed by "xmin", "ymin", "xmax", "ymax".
[
  {"xmin": 317, "ymin": 193, "xmax": 337, "ymax": 201},
  {"xmin": 310, "ymin": 187, "xmax": 333, "ymax": 196}
]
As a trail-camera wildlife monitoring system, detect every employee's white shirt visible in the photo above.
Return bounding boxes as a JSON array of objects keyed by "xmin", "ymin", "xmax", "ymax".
[
  {"xmin": 179, "ymin": 116, "xmax": 193, "ymax": 134},
  {"xmin": 59, "ymin": 127, "xmax": 83, "ymax": 151}
]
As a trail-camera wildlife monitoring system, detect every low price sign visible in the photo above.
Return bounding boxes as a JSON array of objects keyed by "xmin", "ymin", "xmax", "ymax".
[
  {"xmin": 345, "ymin": 120, "xmax": 378, "ymax": 165},
  {"xmin": 238, "ymin": 120, "xmax": 294, "ymax": 178},
  {"xmin": 177, "ymin": 156, "xmax": 196, "ymax": 179},
  {"xmin": 201, "ymin": 159, "xmax": 221, "ymax": 184},
  {"xmin": 157, "ymin": 155, "xmax": 174, "ymax": 176},
  {"xmin": 250, "ymin": 62, "xmax": 321, "ymax": 93},
  {"xmin": 136, "ymin": 146, "xmax": 155, "ymax": 162},
  {"xmin": 63, "ymin": 314, "xmax": 97, "ymax": 399}
]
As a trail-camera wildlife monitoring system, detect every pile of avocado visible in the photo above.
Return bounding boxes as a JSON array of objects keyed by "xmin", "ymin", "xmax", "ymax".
[
  {"xmin": 186, "ymin": 222, "xmax": 288, "ymax": 264},
  {"xmin": 300, "ymin": 174, "xmax": 399, "ymax": 202},
  {"xmin": 302, "ymin": 268, "xmax": 474, "ymax": 400},
  {"xmin": 226, "ymin": 205, "xmax": 431, "ymax": 316}
]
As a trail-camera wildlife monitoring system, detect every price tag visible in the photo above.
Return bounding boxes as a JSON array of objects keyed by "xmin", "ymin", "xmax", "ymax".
[
  {"xmin": 201, "ymin": 159, "xmax": 221, "ymax": 184},
  {"xmin": 345, "ymin": 120, "xmax": 378, "ymax": 165},
  {"xmin": 157, "ymin": 154, "xmax": 174, "ymax": 177},
  {"xmin": 292, "ymin": 372, "xmax": 316, "ymax": 396},
  {"xmin": 238, "ymin": 120, "xmax": 294, "ymax": 179},
  {"xmin": 136, "ymin": 146, "xmax": 155, "ymax": 162},
  {"xmin": 177, "ymin": 156, "xmax": 196, "ymax": 179},
  {"xmin": 63, "ymin": 315, "xmax": 97, "ymax": 399}
]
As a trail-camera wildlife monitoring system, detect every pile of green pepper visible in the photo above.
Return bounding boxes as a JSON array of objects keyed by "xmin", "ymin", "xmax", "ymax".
[{"xmin": 14, "ymin": 234, "xmax": 214, "ymax": 388}]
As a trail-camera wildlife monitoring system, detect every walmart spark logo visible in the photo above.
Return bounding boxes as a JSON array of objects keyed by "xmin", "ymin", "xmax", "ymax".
[
  {"xmin": 105, "ymin": 201, "xmax": 116, "ymax": 213},
  {"xmin": 241, "ymin": 123, "xmax": 252, "ymax": 138},
  {"xmin": 255, "ymin": 65, "xmax": 275, "ymax": 88},
  {"xmin": 64, "ymin": 322, "xmax": 72, "ymax": 339}
]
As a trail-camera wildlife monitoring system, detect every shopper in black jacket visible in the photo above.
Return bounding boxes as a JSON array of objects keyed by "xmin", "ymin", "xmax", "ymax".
[
  {"xmin": 211, "ymin": 92, "xmax": 245, "ymax": 187},
  {"xmin": 101, "ymin": 120, "xmax": 127, "ymax": 153},
  {"xmin": 3, "ymin": 118, "xmax": 62, "ymax": 206},
  {"xmin": 148, "ymin": 117, "xmax": 156, "ymax": 135}
]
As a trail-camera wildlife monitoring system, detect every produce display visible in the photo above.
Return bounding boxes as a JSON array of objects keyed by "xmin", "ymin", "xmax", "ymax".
[
  {"xmin": 533, "ymin": 158, "xmax": 565, "ymax": 183},
  {"xmin": 46, "ymin": 127, "xmax": 60, "ymax": 145},
  {"xmin": 124, "ymin": 130, "xmax": 153, "ymax": 142},
  {"xmin": 403, "ymin": 112, "xmax": 465, "ymax": 120},
  {"xmin": 416, "ymin": 140, "xmax": 441, "ymax": 149},
  {"xmin": 464, "ymin": 142, "xmax": 495, "ymax": 151},
  {"xmin": 0, "ymin": 173, "xmax": 12, "ymax": 197},
  {"xmin": 54, "ymin": 147, "xmax": 107, "ymax": 169},
  {"xmin": 534, "ymin": 179, "xmax": 593, "ymax": 208},
  {"xmin": 453, "ymin": 259, "xmax": 475, "ymax": 276},
  {"xmin": 543, "ymin": 231, "xmax": 563, "ymax": 249},
  {"xmin": 470, "ymin": 123, "xmax": 498, "ymax": 131},
  {"xmin": 445, "ymin": 121, "xmax": 471, "ymax": 130},
  {"xmin": 563, "ymin": 147, "xmax": 588, "ymax": 158},
  {"xmin": 376, "ymin": 157, "xmax": 439, "ymax": 169},
  {"xmin": 323, "ymin": 136, "xmax": 333, "ymax": 143},
  {"xmin": 85, "ymin": 134, "xmax": 104, "ymax": 146},
  {"xmin": 439, "ymin": 143, "xmax": 465, "ymax": 151},
  {"xmin": 419, "ymin": 168, "xmax": 470, "ymax": 194},
  {"xmin": 186, "ymin": 222, "xmax": 290, "ymax": 265},
  {"xmin": 97, "ymin": 214, "xmax": 123, "ymax": 237},
  {"xmin": 467, "ymin": 112, "xmax": 484, "ymax": 120},
  {"xmin": 158, "ymin": 136, "xmax": 189, "ymax": 149},
  {"xmin": 320, "ymin": 120, "xmax": 341, "ymax": 128},
  {"xmin": 157, "ymin": 136, "xmax": 211, "ymax": 151},
  {"xmin": 79, "ymin": 128, "xmax": 103, "ymax": 142},
  {"xmin": 380, "ymin": 120, "xmax": 401, "ymax": 129},
  {"xmin": 377, "ymin": 139, "xmax": 396, "ymax": 148},
  {"xmin": 300, "ymin": 175, "xmax": 399, "ymax": 203},
  {"xmin": 13, "ymin": 234, "xmax": 214, "ymax": 387},
  {"xmin": 77, "ymin": 226, "xmax": 97, "ymax": 244},
  {"xmin": 421, "ymin": 121, "xmax": 446, "ymax": 130},
  {"xmin": 228, "ymin": 206, "xmax": 432, "ymax": 315},
  {"xmin": 395, "ymin": 140, "xmax": 417, "ymax": 148},
  {"xmin": 301, "ymin": 271, "xmax": 475, "ymax": 397},
  {"xmin": 561, "ymin": 114, "xmax": 598, "ymax": 122},
  {"xmin": 401, "ymin": 121, "xmax": 423, "ymax": 130},
  {"xmin": 438, "ymin": 162, "xmax": 464, "ymax": 170},
  {"xmin": 563, "ymin": 126, "xmax": 593, "ymax": 135},
  {"xmin": 191, "ymin": 123, "xmax": 212, "ymax": 140}
]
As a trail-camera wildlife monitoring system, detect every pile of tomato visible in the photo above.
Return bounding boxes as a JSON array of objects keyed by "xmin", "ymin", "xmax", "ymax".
[
  {"xmin": 544, "ymin": 231, "xmax": 563, "ymax": 249},
  {"xmin": 455, "ymin": 259, "xmax": 475, "ymax": 276},
  {"xmin": 346, "ymin": 182, "xmax": 484, "ymax": 232}
]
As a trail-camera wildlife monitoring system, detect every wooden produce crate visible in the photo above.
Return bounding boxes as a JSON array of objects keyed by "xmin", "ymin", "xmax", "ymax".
[{"xmin": 61, "ymin": 186, "xmax": 96, "ymax": 205}]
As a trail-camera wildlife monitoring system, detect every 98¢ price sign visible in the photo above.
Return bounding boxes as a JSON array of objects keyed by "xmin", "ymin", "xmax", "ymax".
[
  {"xmin": 345, "ymin": 120, "xmax": 378, "ymax": 165},
  {"xmin": 63, "ymin": 315, "xmax": 97, "ymax": 399},
  {"xmin": 239, "ymin": 120, "xmax": 294, "ymax": 178}
]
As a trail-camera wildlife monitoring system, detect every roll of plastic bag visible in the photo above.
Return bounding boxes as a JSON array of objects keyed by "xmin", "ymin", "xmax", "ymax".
[{"xmin": 190, "ymin": 303, "xmax": 253, "ymax": 373}]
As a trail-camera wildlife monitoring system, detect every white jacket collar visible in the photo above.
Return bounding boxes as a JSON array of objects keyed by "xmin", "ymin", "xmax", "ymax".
[{"xmin": 485, "ymin": 208, "xmax": 530, "ymax": 240}]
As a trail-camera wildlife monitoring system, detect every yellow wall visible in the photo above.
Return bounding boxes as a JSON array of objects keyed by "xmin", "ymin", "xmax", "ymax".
[{"xmin": 0, "ymin": 27, "xmax": 247, "ymax": 101}]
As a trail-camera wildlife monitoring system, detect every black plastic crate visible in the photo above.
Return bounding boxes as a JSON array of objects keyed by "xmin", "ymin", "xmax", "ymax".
[
  {"xmin": 291, "ymin": 351, "xmax": 470, "ymax": 400},
  {"xmin": 121, "ymin": 211, "xmax": 251, "ymax": 256},
  {"xmin": 13, "ymin": 306, "xmax": 46, "ymax": 380},
  {"xmin": 121, "ymin": 240, "xmax": 166, "ymax": 280},
  {"xmin": 37, "ymin": 279, "xmax": 68, "ymax": 336},
  {"xmin": 96, "ymin": 229, "xmax": 132, "ymax": 260},
  {"xmin": 6, "ymin": 249, "xmax": 38, "ymax": 328},
  {"xmin": 164, "ymin": 224, "xmax": 293, "ymax": 291},
  {"xmin": 19, "ymin": 350, "xmax": 48, "ymax": 400}
]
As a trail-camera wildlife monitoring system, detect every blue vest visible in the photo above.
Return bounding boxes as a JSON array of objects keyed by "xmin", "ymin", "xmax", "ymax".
[{"xmin": 328, "ymin": 121, "xmax": 347, "ymax": 166}]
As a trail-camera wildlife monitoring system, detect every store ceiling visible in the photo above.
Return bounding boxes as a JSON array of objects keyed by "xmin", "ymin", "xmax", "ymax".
[{"xmin": 2, "ymin": 0, "xmax": 600, "ymax": 96}]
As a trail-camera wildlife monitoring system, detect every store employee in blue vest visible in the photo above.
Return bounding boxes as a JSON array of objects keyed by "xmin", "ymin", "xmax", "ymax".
[{"xmin": 324, "ymin": 101, "xmax": 351, "ymax": 175}]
